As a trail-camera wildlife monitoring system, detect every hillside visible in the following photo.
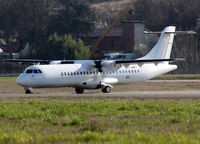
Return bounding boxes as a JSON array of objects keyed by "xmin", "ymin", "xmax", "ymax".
[
  {"xmin": 91, "ymin": 0, "xmax": 134, "ymax": 11},
  {"xmin": 83, "ymin": 0, "xmax": 121, "ymax": 4},
  {"xmin": 91, "ymin": 0, "xmax": 136, "ymax": 28}
]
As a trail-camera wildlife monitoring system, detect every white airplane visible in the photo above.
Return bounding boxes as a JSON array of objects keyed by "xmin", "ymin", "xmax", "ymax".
[{"xmin": 5, "ymin": 26, "xmax": 183, "ymax": 94}]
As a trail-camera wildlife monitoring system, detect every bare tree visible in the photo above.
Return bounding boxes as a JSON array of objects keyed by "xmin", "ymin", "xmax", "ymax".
[
  {"xmin": 172, "ymin": 35, "xmax": 199, "ymax": 74},
  {"xmin": 0, "ymin": 0, "xmax": 18, "ymax": 58},
  {"xmin": 0, "ymin": 0, "xmax": 54, "ymax": 57}
]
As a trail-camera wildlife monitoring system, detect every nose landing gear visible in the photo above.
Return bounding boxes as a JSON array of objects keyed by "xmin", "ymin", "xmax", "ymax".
[{"xmin": 25, "ymin": 87, "xmax": 33, "ymax": 94}]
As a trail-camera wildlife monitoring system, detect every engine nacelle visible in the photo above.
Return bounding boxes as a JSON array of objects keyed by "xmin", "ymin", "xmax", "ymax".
[
  {"xmin": 95, "ymin": 60, "xmax": 116, "ymax": 72},
  {"xmin": 77, "ymin": 60, "xmax": 117, "ymax": 72},
  {"xmin": 101, "ymin": 60, "xmax": 116, "ymax": 72}
]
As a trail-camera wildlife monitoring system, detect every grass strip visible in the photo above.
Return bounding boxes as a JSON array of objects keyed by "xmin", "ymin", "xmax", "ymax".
[{"xmin": 0, "ymin": 99, "xmax": 200, "ymax": 143}]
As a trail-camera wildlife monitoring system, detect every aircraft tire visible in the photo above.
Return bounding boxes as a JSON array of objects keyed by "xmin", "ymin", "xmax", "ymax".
[
  {"xmin": 102, "ymin": 86, "xmax": 111, "ymax": 93},
  {"xmin": 25, "ymin": 89, "xmax": 32, "ymax": 94},
  {"xmin": 75, "ymin": 88, "xmax": 84, "ymax": 94}
]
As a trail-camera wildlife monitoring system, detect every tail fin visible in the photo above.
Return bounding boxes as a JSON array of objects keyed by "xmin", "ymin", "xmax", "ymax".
[{"xmin": 141, "ymin": 26, "xmax": 176, "ymax": 60}]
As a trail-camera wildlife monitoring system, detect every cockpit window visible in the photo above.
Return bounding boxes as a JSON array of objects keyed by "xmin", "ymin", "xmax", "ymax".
[
  {"xmin": 25, "ymin": 69, "xmax": 42, "ymax": 74},
  {"xmin": 38, "ymin": 69, "xmax": 42, "ymax": 73},
  {"xmin": 34, "ymin": 69, "xmax": 38, "ymax": 73},
  {"xmin": 26, "ymin": 69, "xmax": 33, "ymax": 73}
]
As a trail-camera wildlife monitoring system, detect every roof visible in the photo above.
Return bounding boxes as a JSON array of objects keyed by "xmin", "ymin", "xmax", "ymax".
[
  {"xmin": 83, "ymin": 27, "xmax": 123, "ymax": 37},
  {"xmin": 121, "ymin": 20, "xmax": 144, "ymax": 23}
]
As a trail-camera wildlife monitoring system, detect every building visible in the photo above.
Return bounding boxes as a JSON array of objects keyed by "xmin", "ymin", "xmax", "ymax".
[{"xmin": 82, "ymin": 21, "xmax": 145, "ymax": 54}]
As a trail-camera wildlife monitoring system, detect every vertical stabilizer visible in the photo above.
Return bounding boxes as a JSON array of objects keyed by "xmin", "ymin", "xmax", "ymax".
[{"xmin": 140, "ymin": 26, "xmax": 176, "ymax": 61}]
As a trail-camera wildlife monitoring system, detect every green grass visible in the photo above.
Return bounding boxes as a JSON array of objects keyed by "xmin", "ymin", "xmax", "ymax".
[
  {"xmin": 0, "ymin": 99, "xmax": 200, "ymax": 143},
  {"xmin": 0, "ymin": 77, "xmax": 17, "ymax": 80}
]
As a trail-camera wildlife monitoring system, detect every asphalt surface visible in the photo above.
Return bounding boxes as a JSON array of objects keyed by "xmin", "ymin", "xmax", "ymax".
[
  {"xmin": 0, "ymin": 90, "xmax": 200, "ymax": 99},
  {"xmin": 0, "ymin": 80, "xmax": 200, "ymax": 99}
]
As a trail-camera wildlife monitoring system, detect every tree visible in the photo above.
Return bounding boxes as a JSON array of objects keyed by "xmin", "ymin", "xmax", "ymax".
[
  {"xmin": 132, "ymin": 0, "xmax": 200, "ymax": 74},
  {"xmin": 15, "ymin": 0, "xmax": 53, "ymax": 46},
  {"xmin": 0, "ymin": 0, "xmax": 95, "ymax": 59},
  {"xmin": 0, "ymin": 0, "xmax": 53, "ymax": 57},
  {"xmin": 49, "ymin": 1, "xmax": 95, "ymax": 35},
  {"xmin": 0, "ymin": 0, "xmax": 19, "ymax": 58},
  {"xmin": 28, "ymin": 33, "xmax": 91, "ymax": 60},
  {"xmin": 133, "ymin": 0, "xmax": 200, "ymax": 30},
  {"xmin": 195, "ymin": 18, "xmax": 200, "ymax": 35}
]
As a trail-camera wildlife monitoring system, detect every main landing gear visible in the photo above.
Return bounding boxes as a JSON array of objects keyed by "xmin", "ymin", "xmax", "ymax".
[
  {"xmin": 75, "ymin": 88, "xmax": 84, "ymax": 94},
  {"xmin": 75, "ymin": 86, "xmax": 111, "ymax": 94},
  {"xmin": 102, "ymin": 86, "xmax": 111, "ymax": 93}
]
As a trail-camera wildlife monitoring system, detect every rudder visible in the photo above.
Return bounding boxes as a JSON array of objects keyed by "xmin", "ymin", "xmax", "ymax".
[{"xmin": 140, "ymin": 26, "xmax": 176, "ymax": 60}]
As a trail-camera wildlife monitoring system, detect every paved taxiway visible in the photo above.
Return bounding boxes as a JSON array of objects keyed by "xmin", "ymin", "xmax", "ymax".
[
  {"xmin": 0, "ymin": 80, "xmax": 200, "ymax": 99},
  {"xmin": 0, "ymin": 90, "xmax": 200, "ymax": 99}
]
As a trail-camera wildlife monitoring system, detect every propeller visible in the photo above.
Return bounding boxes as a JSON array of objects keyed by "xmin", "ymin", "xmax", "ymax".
[
  {"xmin": 94, "ymin": 60, "xmax": 116, "ymax": 72},
  {"xmin": 94, "ymin": 60, "xmax": 103, "ymax": 72}
]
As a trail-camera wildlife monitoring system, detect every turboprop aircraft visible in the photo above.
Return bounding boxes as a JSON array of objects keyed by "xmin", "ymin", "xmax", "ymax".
[{"xmin": 4, "ymin": 26, "xmax": 186, "ymax": 94}]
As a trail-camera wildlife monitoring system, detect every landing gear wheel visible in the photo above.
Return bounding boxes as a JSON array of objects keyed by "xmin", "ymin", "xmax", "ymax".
[
  {"xmin": 102, "ymin": 86, "xmax": 111, "ymax": 93},
  {"xmin": 75, "ymin": 88, "xmax": 84, "ymax": 94},
  {"xmin": 25, "ymin": 87, "xmax": 33, "ymax": 94},
  {"xmin": 25, "ymin": 89, "xmax": 32, "ymax": 94}
]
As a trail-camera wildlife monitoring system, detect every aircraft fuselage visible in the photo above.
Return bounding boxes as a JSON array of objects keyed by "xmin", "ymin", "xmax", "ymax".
[{"xmin": 17, "ymin": 63, "xmax": 177, "ymax": 90}]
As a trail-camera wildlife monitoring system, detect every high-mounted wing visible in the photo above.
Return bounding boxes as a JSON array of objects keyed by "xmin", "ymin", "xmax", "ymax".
[
  {"xmin": 4, "ymin": 59, "xmax": 51, "ymax": 64},
  {"xmin": 3, "ymin": 59, "xmax": 74, "ymax": 64},
  {"xmin": 3, "ymin": 58, "xmax": 184, "ymax": 73}
]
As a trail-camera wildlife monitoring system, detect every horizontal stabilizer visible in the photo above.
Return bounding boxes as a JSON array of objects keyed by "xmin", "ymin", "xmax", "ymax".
[
  {"xmin": 115, "ymin": 58, "xmax": 184, "ymax": 64},
  {"xmin": 145, "ymin": 31, "xmax": 197, "ymax": 35}
]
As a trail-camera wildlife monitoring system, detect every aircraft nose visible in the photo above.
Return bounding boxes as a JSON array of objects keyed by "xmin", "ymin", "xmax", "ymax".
[{"xmin": 16, "ymin": 75, "xmax": 26, "ymax": 86}]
